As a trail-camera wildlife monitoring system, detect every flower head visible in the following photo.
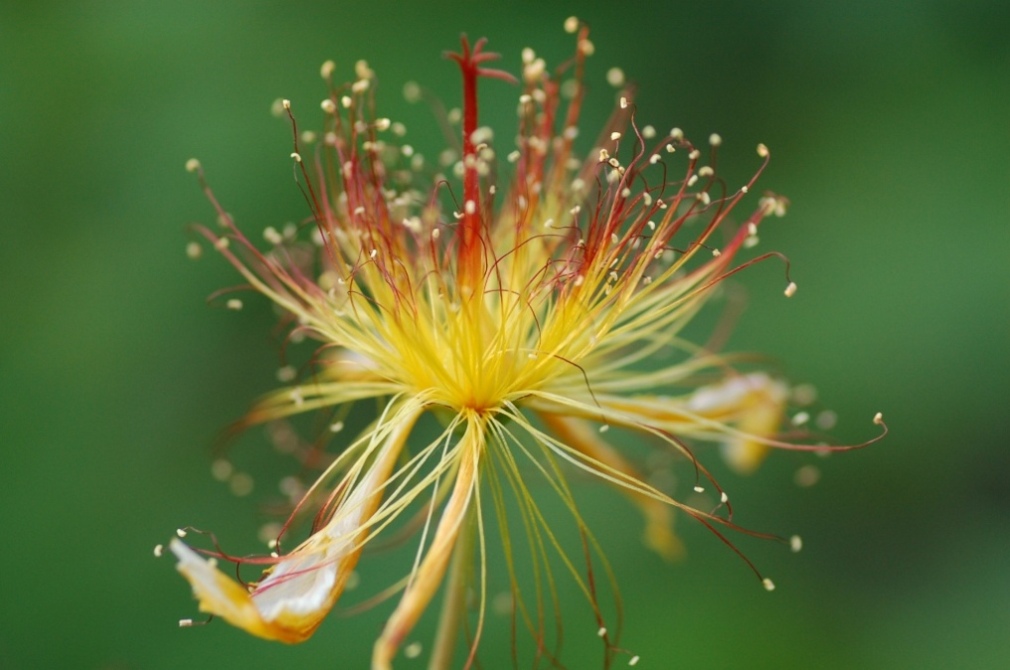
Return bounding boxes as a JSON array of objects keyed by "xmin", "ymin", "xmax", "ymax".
[{"xmin": 169, "ymin": 20, "xmax": 885, "ymax": 668}]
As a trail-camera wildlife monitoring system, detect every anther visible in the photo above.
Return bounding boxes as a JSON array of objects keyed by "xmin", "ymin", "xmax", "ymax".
[
  {"xmin": 564, "ymin": 16, "xmax": 580, "ymax": 33},
  {"xmin": 649, "ymin": 154, "xmax": 661, "ymax": 164},
  {"xmin": 282, "ymin": 99, "xmax": 291, "ymax": 111},
  {"xmin": 179, "ymin": 619, "xmax": 194, "ymax": 627},
  {"xmin": 226, "ymin": 299, "xmax": 242, "ymax": 311},
  {"xmin": 699, "ymin": 166, "xmax": 714, "ymax": 178},
  {"xmin": 597, "ymin": 626, "xmax": 608, "ymax": 637},
  {"xmin": 784, "ymin": 282, "xmax": 798, "ymax": 298},
  {"xmin": 153, "ymin": 544, "xmax": 164, "ymax": 557},
  {"xmin": 230, "ymin": 472, "xmax": 254, "ymax": 497},
  {"xmin": 762, "ymin": 578, "xmax": 776, "ymax": 592},
  {"xmin": 791, "ymin": 411, "xmax": 810, "ymax": 426},
  {"xmin": 611, "ymin": 131, "xmax": 622, "ymax": 141},
  {"xmin": 403, "ymin": 82, "xmax": 421, "ymax": 103},
  {"xmin": 211, "ymin": 459, "xmax": 233, "ymax": 481},
  {"xmin": 688, "ymin": 149, "xmax": 701, "ymax": 161},
  {"xmin": 620, "ymin": 96, "xmax": 628, "ymax": 109},
  {"xmin": 404, "ymin": 642, "xmax": 423, "ymax": 659},
  {"xmin": 375, "ymin": 118, "xmax": 391, "ymax": 131},
  {"xmin": 794, "ymin": 464, "xmax": 821, "ymax": 487},
  {"xmin": 720, "ymin": 491, "xmax": 729, "ymax": 503},
  {"xmin": 329, "ymin": 421, "xmax": 344, "ymax": 433},
  {"xmin": 176, "ymin": 528, "xmax": 188, "ymax": 538},
  {"xmin": 599, "ymin": 425, "xmax": 610, "ymax": 433},
  {"xmin": 629, "ymin": 656, "xmax": 641, "ymax": 666},
  {"xmin": 757, "ymin": 143, "xmax": 769, "ymax": 158},
  {"xmin": 873, "ymin": 412, "xmax": 884, "ymax": 425},
  {"xmin": 670, "ymin": 127, "xmax": 684, "ymax": 140},
  {"xmin": 321, "ymin": 98, "xmax": 336, "ymax": 113},
  {"xmin": 263, "ymin": 226, "xmax": 283, "ymax": 245},
  {"xmin": 320, "ymin": 60, "xmax": 336, "ymax": 79},
  {"xmin": 186, "ymin": 242, "xmax": 202, "ymax": 259},
  {"xmin": 185, "ymin": 158, "xmax": 201, "ymax": 173},
  {"xmin": 693, "ymin": 485, "xmax": 705, "ymax": 493},
  {"xmin": 741, "ymin": 185, "xmax": 749, "ymax": 194},
  {"xmin": 709, "ymin": 133, "xmax": 722, "ymax": 146},
  {"xmin": 642, "ymin": 125, "xmax": 656, "ymax": 139},
  {"xmin": 790, "ymin": 535, "xmax": 803, "ymax": 553},
  {"xmin": 290, "ymin": 152, "xmax": 302, "ymax": 163},
  {"xmin": 607, "ymin": 67, "xmax": 626, "ymax": 87}
]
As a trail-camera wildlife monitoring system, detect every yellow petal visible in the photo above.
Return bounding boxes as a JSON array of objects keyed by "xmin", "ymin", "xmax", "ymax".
[
  {"xmin": 371, "ymin": 414, "xmax": 483, "ymax": 669},
  {"xmin": 540, "ymin": 412, "xmax": 684, "ymax": 561},
  {"xmin": 172, "ymin": 406, "xmax": 419, "ymax": 643},
  {"xmin": 688, "ymin": 373, "xmax": 788, "ymax": 474}
]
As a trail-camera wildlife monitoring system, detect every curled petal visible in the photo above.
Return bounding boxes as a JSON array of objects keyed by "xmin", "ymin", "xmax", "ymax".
[
  {"xmin": 688, "ymin": 373, "xmax": 789, "ymax": 474},
  {"xmin": 172, "ymin": 407, "xmax": 419, "ymax": 643}
]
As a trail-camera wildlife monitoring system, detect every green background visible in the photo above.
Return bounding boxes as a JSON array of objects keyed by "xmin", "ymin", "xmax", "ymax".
[{"xmin": 2, "ymin": 1, "xmax": 1007, "ymax": 668}]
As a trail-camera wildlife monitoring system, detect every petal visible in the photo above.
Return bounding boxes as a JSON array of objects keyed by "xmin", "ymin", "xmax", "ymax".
[
  {"xmin": 371, "ymin": 414, "xmax": 483, "ymax": 669},
  {"xmin": 539, "ymin": 412, "xmax": 683, "ymax": 561},
  {"xmin": 172, "ymin": 405, "xmax": 419, "ymax": 643}
]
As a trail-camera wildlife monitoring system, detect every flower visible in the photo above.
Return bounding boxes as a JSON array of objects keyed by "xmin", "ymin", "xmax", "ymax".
[{"xmin": 169, "ymin": 20, "xmax": 885, "ymax": 669}]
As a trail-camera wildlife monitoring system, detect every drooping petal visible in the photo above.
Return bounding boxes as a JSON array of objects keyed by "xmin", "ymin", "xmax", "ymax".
[
  {"xmin": 172, "ymin": 405, "xmax": 420, "ymax": 643},
  {"xmin": 687, "ymin": 373, "xmax": 789, "ymax": 474},
  {"xmin": 371, "ymin": 414, "xmax": 483, "ymax": 669},
  {"xmin": 539, "ymin": 412, "xmax": 683, "ymax": 561}
]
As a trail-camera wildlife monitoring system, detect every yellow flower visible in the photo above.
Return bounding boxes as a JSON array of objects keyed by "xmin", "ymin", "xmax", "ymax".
[{"xmin": 170, "ymin": 21, "xmax": 884, "ymax": 669}]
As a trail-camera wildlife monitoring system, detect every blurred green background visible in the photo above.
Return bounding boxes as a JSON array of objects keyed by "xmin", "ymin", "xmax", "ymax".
[{"xmin": 2, "ymin": 1, "xmax": 1007, "ymax": 668}]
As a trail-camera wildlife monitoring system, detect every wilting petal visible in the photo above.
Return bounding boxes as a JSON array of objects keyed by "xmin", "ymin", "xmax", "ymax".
[
  {"xmin": 371, "ymin": 414, "xmax": 483, "ymax": 669},
  {"xmin": 539, "ymin": 412, "xmax": 683, "ymax": 561},
  {"xmin": 172, "ymin": 406, "xmax": 419, "ymax": 643},
  {"xmin": 687, "ymin": 373, "xmax": 789, "ymax": 474}
]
